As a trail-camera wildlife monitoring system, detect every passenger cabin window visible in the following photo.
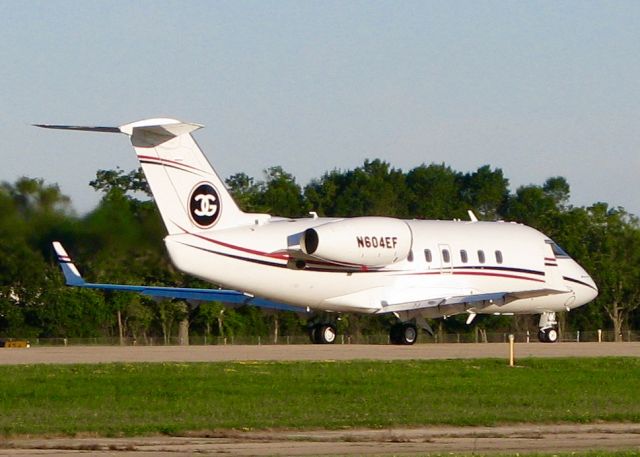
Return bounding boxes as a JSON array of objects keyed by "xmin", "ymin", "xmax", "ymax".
[
  {"xmin": 460, "ymin": 250, "xmax": 468, "ymax": 263},
  {"xmin": 424, "ymin": 249, "xmax": 432, "ymax": 263},
  {"xmin": 477, "ymin": 250, "xmax": 485, "ymax": 264},
  {"xmin": 495, "ymin": 250, "xmax": 503, "ymax": 264},
  {"xmin": 442, "ymin": 249, "xmax": 450, "ymax": 263}
]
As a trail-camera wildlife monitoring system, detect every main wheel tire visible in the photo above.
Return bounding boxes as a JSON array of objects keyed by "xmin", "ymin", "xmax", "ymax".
[
  {"xmin": 318, "ymin": 324, "xmax": 337, "ymax": 344},
  {"xmin": 389, "ymin": 324, "xmax": 402, "ymax": 345},
  {"xmin": 538, "ymin": 330, "xmax": 548, "ymax": 343},
  {"xmin": 311, "ymin": 324, "xmax": 337, "ymax": 344},
  {"xmin": 309, "ymin": 324, "xmax": 317, "ymax": 344},
  {"xmin": 401, "ymin": 323, "xmax": 417, "ymax": 345},
  {"xmin": 390, "ymin": 323, "xmax": 418, "ymax": 345}
]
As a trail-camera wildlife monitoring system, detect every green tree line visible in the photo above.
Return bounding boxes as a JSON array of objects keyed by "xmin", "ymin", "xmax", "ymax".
[{"xmin": 1, "ymin": 160, "xmax": 638, "ymax": 342}]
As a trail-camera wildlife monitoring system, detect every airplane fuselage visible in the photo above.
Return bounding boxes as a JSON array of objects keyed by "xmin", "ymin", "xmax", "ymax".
[{"xmin": 165, "ymin": 217, "xmax": 597, "ymax": 317}]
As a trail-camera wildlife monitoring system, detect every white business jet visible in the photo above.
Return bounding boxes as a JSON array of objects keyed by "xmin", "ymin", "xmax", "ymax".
[{"xmin": 39, "ymin": 118, "xmax": 598, "ymax": 345}]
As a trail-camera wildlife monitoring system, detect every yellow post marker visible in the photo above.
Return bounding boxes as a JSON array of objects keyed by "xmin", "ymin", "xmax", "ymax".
[
  {"xmin": 508, "ymin": 334, "xmax": 515, "ymax": 367},
  {"xmin": 598, "ymin": 329, "xmax": 602, "ymax": 343}
]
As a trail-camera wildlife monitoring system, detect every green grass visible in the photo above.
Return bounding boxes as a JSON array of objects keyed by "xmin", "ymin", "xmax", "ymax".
[{"xmin": 0, "ymin": 358, "xmax": 639, "ymax": 436}]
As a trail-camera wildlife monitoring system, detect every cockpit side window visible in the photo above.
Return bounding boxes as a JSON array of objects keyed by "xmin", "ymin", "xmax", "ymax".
[{"xmin": 546, "ymin": 240, "xmax": 570, "ymax": 258}]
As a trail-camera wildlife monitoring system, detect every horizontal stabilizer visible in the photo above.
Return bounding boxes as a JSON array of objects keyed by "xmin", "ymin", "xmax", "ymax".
[
  {"xmin": 34, "ymin": 119, "xmax": 203, "ymax": 140},
  {"xmin": 33, "ymin": 124, "xmax": 121, "ymax": 133}
]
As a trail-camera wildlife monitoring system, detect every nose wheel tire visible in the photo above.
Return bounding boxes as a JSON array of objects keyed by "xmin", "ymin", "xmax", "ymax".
[
  {"xmin": 538, "ymin": 327, "xmax": 559, "ymax": 343},
  {"xmin": 390, "ymin": 323, "xmax": 418, "ymax": 345}
]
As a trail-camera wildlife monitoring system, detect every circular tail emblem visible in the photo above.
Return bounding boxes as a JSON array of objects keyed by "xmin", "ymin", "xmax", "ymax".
[{"xmin": 189, "ymin": 183, "xmax": 221, "ymax": 228}]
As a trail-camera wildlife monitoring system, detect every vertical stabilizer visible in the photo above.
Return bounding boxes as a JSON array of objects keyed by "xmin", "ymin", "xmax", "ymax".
[
  {"xmin": 36, "ymin": 118, "xmax": 262, "ymax": 234},
  {"xmin": 119, "ymin": 118, "xmax": 255, "ymax": 234}
]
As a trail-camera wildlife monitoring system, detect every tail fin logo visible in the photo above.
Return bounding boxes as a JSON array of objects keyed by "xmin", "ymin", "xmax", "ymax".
[{"xmin": 189, "ymin": 183, "xmax": 221, "ymax": 228}]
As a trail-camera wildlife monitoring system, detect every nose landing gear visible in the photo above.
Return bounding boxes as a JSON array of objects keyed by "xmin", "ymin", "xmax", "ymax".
[
  {"xmin": 538, "ymin": 312, "xmax": 559, "ymax": 343},
  {"xmin": 538, "ymin": 327, "xmax": 559, "ymax": 343}
]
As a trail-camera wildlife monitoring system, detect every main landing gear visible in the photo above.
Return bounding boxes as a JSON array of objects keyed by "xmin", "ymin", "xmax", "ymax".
[
  {"xmin": 307, "ymin": 321, "xmax": 419, "ymax": 345},
  {"xmin": 390, "ymin": 322, "xmax": 418, "ymax": 345},
  {"xmin": 538, "ymin": 312, "xmax": 559, "ymax": 343},
  {"xmin": 309, "ymin": 323, "xmax": 337, "ymax": 344}
]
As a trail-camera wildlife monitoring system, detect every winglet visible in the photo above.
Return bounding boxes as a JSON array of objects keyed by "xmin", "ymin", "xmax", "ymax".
[{"xmin": 52, "ymin": 242, "xmax": 85, "ymax": 286}]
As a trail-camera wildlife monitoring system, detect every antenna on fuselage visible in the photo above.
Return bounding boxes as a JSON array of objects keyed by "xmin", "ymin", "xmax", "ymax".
[{"xmin": 467, "ymin": 210, "xmax": 479, "ymax": 222}]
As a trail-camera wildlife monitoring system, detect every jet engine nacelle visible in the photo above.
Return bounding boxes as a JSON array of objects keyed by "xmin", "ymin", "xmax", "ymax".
[{"xmin": 300, "ymin": 217, "xmax": 412, "ymax": 267}]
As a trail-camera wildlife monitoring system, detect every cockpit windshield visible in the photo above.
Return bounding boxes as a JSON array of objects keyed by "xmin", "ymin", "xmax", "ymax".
[{"xmin": 546, "ymin": 240, "xmax": 570, "ymax": 258}]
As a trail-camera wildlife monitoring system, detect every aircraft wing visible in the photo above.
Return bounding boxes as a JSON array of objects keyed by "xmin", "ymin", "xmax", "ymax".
[
  {"xmin": 52, "ymin": 242, "xmax": 310, "ymax": 314},
  {"xmin": 375, "ymin": 288, "xmax": 568, "ymax": 315}
]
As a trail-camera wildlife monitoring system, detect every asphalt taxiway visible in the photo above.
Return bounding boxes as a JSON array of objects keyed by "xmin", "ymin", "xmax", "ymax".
[{"xmin": 0, "ymin": 341, "xmax": 638, "ymax": 365}]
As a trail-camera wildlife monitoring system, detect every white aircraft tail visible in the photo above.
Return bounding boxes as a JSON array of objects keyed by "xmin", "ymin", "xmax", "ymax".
[
  {"xmin": 120, "ymin": 118, "xmax": 257, "ymax": 234},
  {"xmin": 37, "ymin": 118, "xmax": 262, "ymax": 234}
]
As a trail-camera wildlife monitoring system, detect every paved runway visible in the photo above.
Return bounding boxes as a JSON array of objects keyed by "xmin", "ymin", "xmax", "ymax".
[{"xmin": 0, "ymin": 341, "xmax": 638, "ymax": 365}]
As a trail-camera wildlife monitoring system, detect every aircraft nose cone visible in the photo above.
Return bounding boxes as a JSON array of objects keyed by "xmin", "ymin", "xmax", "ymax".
[
  {"xmin": 576, "ymin": 277, "xmax": 598, "ymax": 305},
  {"xmin": 565, "ymin": 259, "xmax": 598, "ymax": 307}
]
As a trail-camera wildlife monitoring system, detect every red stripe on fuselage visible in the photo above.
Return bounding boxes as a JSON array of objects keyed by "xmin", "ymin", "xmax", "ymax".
[
  {"xmin": 400, "ymin": 269, "xmax": 546, "ymax": 283},
  {"xmin": 188, "ymin": 230, "xmax": 290, "ymax": 260}
]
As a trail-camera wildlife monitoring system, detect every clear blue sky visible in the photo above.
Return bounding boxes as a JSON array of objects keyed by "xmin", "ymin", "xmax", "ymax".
[{"xmin": 2, "ymin": 0, "xmax": 639, "ymax": 215}]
